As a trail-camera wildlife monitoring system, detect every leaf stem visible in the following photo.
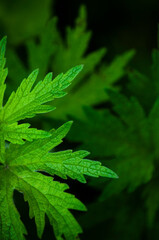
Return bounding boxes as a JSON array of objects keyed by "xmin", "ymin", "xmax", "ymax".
[{"xmin": 0, "ymin": 134, "xmax": 5, "ymax": 164}]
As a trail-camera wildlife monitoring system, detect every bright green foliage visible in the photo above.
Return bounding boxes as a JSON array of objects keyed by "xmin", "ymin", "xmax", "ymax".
[
  {"xmin": 0, "ymin": 37, "xmax": 83, "ymax": 145},
  {"xmin": 0, "ymin": 37, "xmax": 117, "ymax": 240},
  {"xmin": 6, "ymin": 5, "xmax": 135, "ymax": 120},
  {"xmin": 0, "ymin": 162, "xmax": 86, "ymax": 240},
  {"xmin": 7, "ymin": 121, "xmax": 116, "ymax": 183},
  {"xmin": 68, "ymin": 35, "xmax": 159, "ymax": 239},
  {"xmin": 0, "ymin": 122, "xmax": 116, "ymax": 240},
  {"xmin": 0, "ymin": 37, "xmax": 7, "ymax": 109}
]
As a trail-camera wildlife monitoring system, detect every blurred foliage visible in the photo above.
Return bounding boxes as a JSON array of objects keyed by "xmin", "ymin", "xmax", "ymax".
[
  {"xmin": 68, "ymin": 34, "xmax": 159, "ymax": 239},
  {"xmin": 5, "ymin": 5, "xmax": 134, "ymax": 120},
  {"xmin": 0, "ymin": 0, "xmax": 52, "ymax": 45}
]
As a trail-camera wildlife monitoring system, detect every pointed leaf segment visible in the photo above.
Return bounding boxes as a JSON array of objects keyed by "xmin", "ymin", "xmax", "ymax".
[{"xmin": 0, "ymin": 36, "xmax": 117, "ymax": 240}]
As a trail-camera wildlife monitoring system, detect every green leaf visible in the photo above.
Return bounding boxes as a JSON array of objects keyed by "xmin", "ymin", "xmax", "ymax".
[
  {"xmin": 0, "ymin": 166, "xmax": 85, "ymax": 240},
  {"xmin": 7, "ymin": 122, "xmax": 118, "ymax": 182},
  {"xmin": 2, "ymin": 122, "xmax": 51, "ymax": 144},
  {"xmin": 0, "ymin": 167, "xmax": 27, "ymax": 240},
  {"xmin": 106, "ymin": 89, "xmax": 145, "ymax": 127},
  {"xmin": 0, "ymin": 65, "xmax": 83, "ymax": 144},
  {"xmin": 0, "ymin": 36, "xmax": 117, "ymax": 240},
  {"xmin": 0, "ymin": 121, "xmax": 117, "ymax": 240},
  {"xmin": 3, "ymin": 65, "xmax": 83, "ymax": 123},
  {"xmin": 68, "ymin": 90, "xmax": 154, "ymax": 198},
  {"xmin": 0, "ymin": 37, "xmax": 7, "ymax": 109}
]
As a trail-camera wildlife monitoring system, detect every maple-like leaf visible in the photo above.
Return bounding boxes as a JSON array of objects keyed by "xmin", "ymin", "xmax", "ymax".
[
  {"xmin": 0, "ymin": 37, "xmax": 83, "ymax": 145},
  {"xmin": 0, "ymin": 36, "xmax": 117, "ymax": 240}
]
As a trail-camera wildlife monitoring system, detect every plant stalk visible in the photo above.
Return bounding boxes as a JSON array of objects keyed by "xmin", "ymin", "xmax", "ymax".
[{"xmin": 0, "ymin": 134, "xmax": 5, "ymax": 164}]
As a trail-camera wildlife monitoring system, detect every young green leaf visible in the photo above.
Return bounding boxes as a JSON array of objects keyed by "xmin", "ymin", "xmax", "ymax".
[
  {"xmin": 7, "ymin": 122, "xmax": 117, "ymax": 182},
  {"xmin": 0, "ymin": 166, "xmax": 86, "ymax": 240},
  {"xmin": 0, "ymin": 122, "xmax": 117, "ymax": 240},
  {"xmin": 0, "ymin": 36, "xmax": 117, "ymax": 240},
  {"xmin": 0, "ymin": 37, "xmax": 83, "ymax": 145},
  {"xmin": 2, "ymin": 65, "xmax": 83, "ymax": 123}
]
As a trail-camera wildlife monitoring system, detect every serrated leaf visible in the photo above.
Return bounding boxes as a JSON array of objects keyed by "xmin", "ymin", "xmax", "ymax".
[
  {"xmin": 0, "ymin": 37, "xmax": 7, "ymax": 109},
  {"xmin": 0, "ymin": 65, "xmax": 83, "ymax": 145},
  {"xmin": 0, "ymin": 166, "xmax": 85, "ymax": 240},
  {"xmin": 2, "ymin": 65, "xmax": 83, "ymax": 123},
  {"xmin": 0, "ymin": 36, "xmax": 117, "ymax": 240},
  {"xmin": 7, "ymin": 122, "xmax": 118, "ymax": 182},
  {"xmin": 2, "ymin": 122, "xmax": 51, "ymax": 144},
  {"xmin": 0, "ymin": 121, "xmax": 117, "ymax": 240}
]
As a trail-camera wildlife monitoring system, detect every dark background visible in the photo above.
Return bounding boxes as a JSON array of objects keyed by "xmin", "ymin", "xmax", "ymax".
[
  {"xmin": 1, "ymin": 0, "xmax": 159, "ymax": 68},
  {"xmin": 55, "ymin": 0, "xmax": 159, "ymax": 69}
]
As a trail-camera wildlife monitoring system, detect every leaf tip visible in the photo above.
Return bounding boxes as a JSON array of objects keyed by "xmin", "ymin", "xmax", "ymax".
[
  {"xmin": 0, "ymin": 36, "xmax": 7, "ymax": 57},
  {"xmin": 66, "ymin": 120, "xmax": 74, "ymax": 128}
]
